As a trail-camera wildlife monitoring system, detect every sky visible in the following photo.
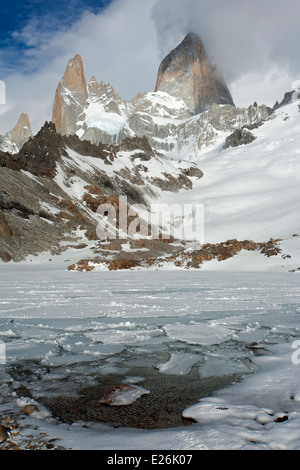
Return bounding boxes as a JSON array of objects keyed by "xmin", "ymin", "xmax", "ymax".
[{"xmin": 0, "ymin": 0, "xmax": 299, "ymax": 134}]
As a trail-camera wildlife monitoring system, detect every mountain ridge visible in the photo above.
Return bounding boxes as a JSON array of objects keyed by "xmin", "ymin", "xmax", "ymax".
[
  {"xmin": 0, "ymin": 113, "xmax": 32, "ymax": 154},
  {"xmin": 45, "ymin": 33, "xmax": 270, "ymax": 159},
  {"xmin": 0, "ymin": 33, "xmax": 299, "ymax": 271}
]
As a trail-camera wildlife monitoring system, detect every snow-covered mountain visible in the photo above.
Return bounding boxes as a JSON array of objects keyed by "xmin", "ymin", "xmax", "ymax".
[
  {"xmin": 154, "ymin": 32, "xmax": 235, "ymax": 114},
  {"xmin": 0, "ymin": 113, "xmax": 32, "ymax": 154},
  {"xmin": 0, "ymin": 121, "xmax": 202, "ymax": 263},
  {"xmin": 51, "ymin": 33, "xmax": 270, "ymax": 159},
  {"xmin": 2, "ymin": 30, "xmax": 300, "ymax": 455},
  {"xmin": 0, "ymin": 32, "xmax": 299, "ymax": 270}
]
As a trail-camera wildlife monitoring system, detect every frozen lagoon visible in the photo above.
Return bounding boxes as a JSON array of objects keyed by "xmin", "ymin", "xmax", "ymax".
[{"xmin": 0, "ymin": 265, "xmax": 300, "ymax": 449}]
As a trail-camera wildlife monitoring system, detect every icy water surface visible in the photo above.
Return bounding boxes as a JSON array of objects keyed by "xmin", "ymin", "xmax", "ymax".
[{"xmin": 0, "ymin": 266, "xmax": 299, "ymax": 428}]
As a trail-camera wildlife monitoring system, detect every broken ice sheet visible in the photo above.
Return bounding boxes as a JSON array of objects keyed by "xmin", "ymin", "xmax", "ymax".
[
  {"xmin": 99, "ymin": 384, "xmax": 150, "ymax": 406},
  {"xmin": 163, "ymin": 323, "xmax": 232, "ymax": 346},
  {"xmin": 198, "ymin": 356, "xmax": 252, "ymax": 378},
  {"xmin": 158, "ymin": 352, "xmax": 200, "ymax": 375}
]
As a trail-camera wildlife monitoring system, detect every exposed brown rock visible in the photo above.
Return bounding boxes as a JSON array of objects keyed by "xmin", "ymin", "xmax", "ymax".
[
  {"xmin": 66, "ymin": 237, "xmax": 282, "ymax": 272},
  {"xmin": 62, "ymin": 54, "xmax": 87, "ymax": 92},
  {"xmin": 82, "ymin": 194, "xmax": 121, "ymax": 214},
  {"xmin": 83, "ymin": 185, "xmax": 103, "ymax": 195},
  {"xmin": 5, "ymin": 113, "xmax": 32, "ymax": 150},
  {"xmin": 16, "ymin": 121, "xmax": 66, "ymax": 178},
  {"xmin": 118, "ymin": 136, "xmax": 154, "ymax": 155},
  {"xmin": 67, "ymin": 260, "xmax": 95, "ymax": 272},
  {"xmin": 21, "ymin": 404, "xmax": 39, "ymax": 416},
  {"xmin": 0, "ymin": 250, "xmax": 12, "ymax": 262},
  {"xmin": 224, "ymin": 128, "xmax": 256, "ymax": 149},
  {"xmin": 52, "ymin": 54, "xmax": 88, "ymax": 135},
  {"xmin": 108, "ymin": 259, "xmax": 140, "ymax": 270},
  {"xmin": 155, "ymin": 33, "xmax": 234, "ymax": 115},
  {"xmin": 135, "ymin": 238, "xmax": 282, "ymax": 269},
  {"xmin": 0, "ymin": 150, "xmax": 20, "ymax": 170},
  {"xmin": 0, "ymin": 212, "xmax": 19, "ymax": 238},
  {"xmin": 0, "ymin": 424, "xmax": 11, "ymax": 443}
]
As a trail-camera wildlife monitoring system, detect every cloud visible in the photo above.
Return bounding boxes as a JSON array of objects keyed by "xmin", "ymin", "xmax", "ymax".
[
  {"xmin": 152, "ymin": 0, "xmax": 300, "ymax": 106},
  {"xmin": 0, "ymin": 0, "xmax": 299, "ymax": 135},
  {"xmin": 0, "ymin": 0, "xmax": 159, "ymax": 134}
]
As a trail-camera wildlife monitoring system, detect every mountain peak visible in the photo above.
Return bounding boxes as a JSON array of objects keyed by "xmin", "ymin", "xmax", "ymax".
[
  {"xmin": 61, "ymin": 54, "xmax": 87, "ymax": 92},
  {"xmin": 52, "ymin": 54, "xmax": 88, "ymax": 134},
  {"xmin": 89, "ymin": 76, "xmax": 98, "ymax": 84},
  {"xmin": 182, "ymin": 32, "xmax": 203, "ymax": 44},
  {"xmin": 5, "ymin": 112, "xmax": 32, "ymax": 150},
  {"xmin": 16, "ymin": 112, "xmax": 31, "ymax": 127},
  {"xmin": 155, "ymin": 32, "xmax": 234, "ymax": 114}
]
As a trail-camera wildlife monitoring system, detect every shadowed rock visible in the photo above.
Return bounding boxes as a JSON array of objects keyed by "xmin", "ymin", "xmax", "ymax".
[
  {"xmin": 224, "ymin": 128, "xmax": 256, "ymax": 149},
  {"xmin": 155, "ymin": 33, "xmax": 234, "ymax": 115}
]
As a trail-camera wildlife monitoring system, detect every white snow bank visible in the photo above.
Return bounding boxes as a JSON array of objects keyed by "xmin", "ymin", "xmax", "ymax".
[
  {"xmin": 182, "ymin": 341, "xmax": 300, "ymax": 450},
  {"xmin": 161, "ymin": 102, "xmax": 300, "ymax": 244}
]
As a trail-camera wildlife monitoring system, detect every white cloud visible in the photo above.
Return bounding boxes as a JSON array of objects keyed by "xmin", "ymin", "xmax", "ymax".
[
  {"xmin": 152, "ymin": 0, "xmax": 300, "ymax": 107},
  {"xmin": 0, "ymin": 0, "xmax": 299, "ymax": 135}
]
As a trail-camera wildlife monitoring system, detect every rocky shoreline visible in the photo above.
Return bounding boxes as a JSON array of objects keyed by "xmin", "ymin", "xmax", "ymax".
[
  {"xmin": 0, "ymin": 413, "xmax": 67, "ymax": 450},
  {"xmin": 67, "ymin": 237, "xmax": 285, "ymax": 271}
]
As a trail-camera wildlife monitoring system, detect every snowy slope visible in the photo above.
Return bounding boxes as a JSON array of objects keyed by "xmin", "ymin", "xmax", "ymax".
[
  {"xmin": 3, "ymin": 100, "xmax": 298, "ymax": 271},
  {"xmin": 0, "ymin": 135, "xmax": 19, "ymax": 154},
  {"xmin": 160, "ymin": 102, "xmax": 300, "ymax": 243}
]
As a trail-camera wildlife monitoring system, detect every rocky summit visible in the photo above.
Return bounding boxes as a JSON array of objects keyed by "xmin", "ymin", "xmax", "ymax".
[
  {"xmin": 52, "ymin": 54, "xmax": 88, "ymax": 135},
  {"xmin": 45, "ymin": 35, "xmax": 268, "ymax": 160},
  {"xmin": 0, "ymin": 122, "xmax": 202, "ymax": 262},
  {"xmin": 155, "ymin": 33, "xmax": 235, "ymax": 114},
  {"xmin": 0, "ymin": 113, "xmax": 32, "ymax": 154}
]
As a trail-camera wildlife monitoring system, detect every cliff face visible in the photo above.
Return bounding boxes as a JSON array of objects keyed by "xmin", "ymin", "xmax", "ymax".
[
  {"xmin": 52, "ymin": 54, "xmax": 88, "ymax": 135},
  {"xmin": 51, "ymin": 55, "xmax": 129, "ymax": 140},
  {"xmin": 50, "ymin": 34, "xmax": 235, "ymax": 140},
  {"xmin": 48, "ymin": 41, "xmax": 267, "ymax": 159},
  {"xmin": 155, "ymin": 33, "xmax": 234, "ymax": 114},
  {"xmin": 5, "ymin": 113, "xmax": 32, "ymax": 149},
  {"xmin": 0, "ymin": 113, "xmax": 32, "ymax": 154}
]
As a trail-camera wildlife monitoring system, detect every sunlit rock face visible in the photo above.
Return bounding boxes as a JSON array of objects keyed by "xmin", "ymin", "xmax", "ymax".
[
  {"xmin": 52, "ymin": 54, "xmax": 88, "ymax": 136},
  {"xmin": 0, "ymin": 113, "xmax": 32, "ymax": 154},
  {"xmin": 155, "ymin": 32, "xmax": 235, "ymax": 115}
]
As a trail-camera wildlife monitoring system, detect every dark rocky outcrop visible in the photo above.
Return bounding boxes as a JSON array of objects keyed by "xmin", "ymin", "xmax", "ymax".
[
  {"xmin": 224, "ymin": 128, "xmax": 256, "ymax": 149},
  {"xmin": 0, "ymin": 150, "xmax": 20, "ymax": 171},
  {"xmin": 117, "ymin": 136, "xmax": 154, "ymax": 155},
  {"xmin": 16, "ymin": 121, "xmax": 67, "ymax": 177},
  {"xmin": 67, "ymin": 238, "xmax": 283, "ymax": 271},
  {"xmin": 272, "ymin": 90, "xmax": 300, "ymax": 112},
  {"xmin": 52, "ymin": 54, "xmax": 88, "ymax": 135},
  {"xmin": 0, "ymin": 113, "xmax": 32, "ymax": 154},
  {"xmin": 0, "ymin": 120, "xmax": 202, "ymax": 262}
]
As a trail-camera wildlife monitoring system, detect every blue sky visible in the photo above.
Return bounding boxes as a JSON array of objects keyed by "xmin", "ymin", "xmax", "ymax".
[
  {"xmin": 0, "ymin": 0, "xmax": 299, "ymax": 134},
  {"xmin": 0, "ymin": 0, "xmax": 160, "ymax": 132},
  {"xmin": 0, "ymin": 0, "xmax": 111, "ymax": 42},
  {"xmin": 0, "ymin": 0, "xmax": 112, "ymax": 72}
]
